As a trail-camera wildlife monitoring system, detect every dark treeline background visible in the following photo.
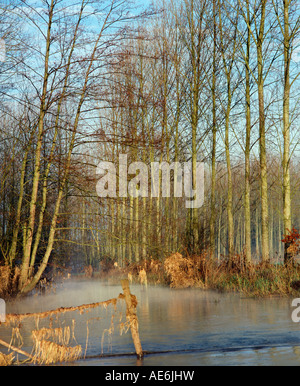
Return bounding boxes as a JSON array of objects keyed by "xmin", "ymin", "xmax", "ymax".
[{"xmin": 0, "ymin": 0, "xmax": 299, "ymax": 294}]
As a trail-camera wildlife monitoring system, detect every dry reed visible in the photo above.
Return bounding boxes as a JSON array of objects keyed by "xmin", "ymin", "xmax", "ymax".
[
  {"xmin": 32, "ymin": 326, "xmax": 72, "ymax": 346},
  {"xmin": 0, "ymin": 266, "xmax": 10, "ymax": 297},
  {"xmin": 0, "ymin": 292, "xmax": 129, "ymax": 365},
  {"xmin": 32, "ymin": 339, "xmax": 82, "ymax": 365},
  {"xmin": 0, "ymin": 352, "xmax": 14, "ymax": 366},
  {"xmin": 0, "ymin": 266, "xmax": 21, "ymax": 298}
]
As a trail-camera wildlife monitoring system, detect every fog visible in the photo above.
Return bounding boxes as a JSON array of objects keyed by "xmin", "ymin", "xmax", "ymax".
[{"xmin": 2, "ymin": 280, "xmax": 300, "ymax": 366}]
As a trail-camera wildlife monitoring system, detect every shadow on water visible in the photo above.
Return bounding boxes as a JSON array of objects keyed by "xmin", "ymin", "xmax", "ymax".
[{"xmin": 2, "ymin": 279, "xmax": 300, "ymax": 366}]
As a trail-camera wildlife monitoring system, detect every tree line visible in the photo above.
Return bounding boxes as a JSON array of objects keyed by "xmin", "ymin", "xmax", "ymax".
[{"xmin": 0, "ymin": 0, "xmax": 299, "ymax": 295}]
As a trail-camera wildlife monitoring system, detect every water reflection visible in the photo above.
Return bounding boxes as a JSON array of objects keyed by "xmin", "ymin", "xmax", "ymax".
[{"xmin": 1, "ymin": 280, "xmax": 300, "ymax": 366}]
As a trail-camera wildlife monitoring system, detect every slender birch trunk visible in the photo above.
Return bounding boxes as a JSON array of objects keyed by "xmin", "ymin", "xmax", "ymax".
[
  {"xmin": 244, "ymin": 0, "xmax": 252, "ymax": 263},
  {"xmin": 257, "ymin": 0, "xmax": 269, "ymax": 262},
  {"xmin": 282, "ymin": 0, "xmax": 292, "ymax": 264},
  {"xmin": 210, "ymin": 0, "xmax": 217, "ymax": 258},
  {"xmin": 218, "ymin": 1, "xmax": 239, "ymax": 259},
  {"xmin": 19, "ymin": 1, "xmax": 55, "ymax": 289}
]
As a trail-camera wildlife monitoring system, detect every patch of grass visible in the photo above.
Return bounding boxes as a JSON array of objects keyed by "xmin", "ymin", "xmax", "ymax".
[
  {"xmin": 161, "ymin": 253, "xmax": 300, "ymax": 297},
  {"xmin": 205, "ymin": 257, "xmax": 300, "ymax": 297}
]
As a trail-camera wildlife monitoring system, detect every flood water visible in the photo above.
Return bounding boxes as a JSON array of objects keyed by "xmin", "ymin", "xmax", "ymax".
[{"xmin": 1, "ymin": 279, "xmax": 300, "ymax": 366}]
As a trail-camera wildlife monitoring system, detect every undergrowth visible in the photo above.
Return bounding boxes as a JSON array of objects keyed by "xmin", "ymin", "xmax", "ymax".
[
  {"xmin": 2, "ymin": 252, "xmax": 300, "ymax": 299},
  {"xmin": 97, "ymin": 252, "xmax": 300, "ymax": 298},
  {"xmin": 165, "ymin": 253, "xmax": 300, "ymax": 297}
]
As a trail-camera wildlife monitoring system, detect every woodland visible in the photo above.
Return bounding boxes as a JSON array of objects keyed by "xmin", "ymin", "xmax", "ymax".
[{"xmin": 0, "ymin": 0, "xmax": 299, "ymax": 296}]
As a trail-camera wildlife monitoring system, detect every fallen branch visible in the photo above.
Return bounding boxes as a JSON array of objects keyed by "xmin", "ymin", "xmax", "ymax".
[{"xmin": 3, "ymin": 295, "xmax": 125, "ymax": 325}]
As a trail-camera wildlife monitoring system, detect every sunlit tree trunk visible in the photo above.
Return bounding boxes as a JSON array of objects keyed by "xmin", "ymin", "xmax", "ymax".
[
  {"xmin": 282, "ymin": 0, "xmax": 292, "ymax": 236},
  {"xmin": 244, "ymin": 0, "xmax": 252, "ymax": 263},
  {"xmin": 210, "ymin": 0, "xmax": 217, "ymax": 258},
  {"xmin": 19, "ymin": 0, "xmax": 55, "ymax": 289},
  {"xmin": 218, "ymin": 0, "xmax": 239, "ymax": 259}
]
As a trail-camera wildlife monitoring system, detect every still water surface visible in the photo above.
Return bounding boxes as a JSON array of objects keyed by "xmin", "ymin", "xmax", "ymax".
[{"xmin": 2, "ymin": 280, "xmax": 300, "ymax": 366}]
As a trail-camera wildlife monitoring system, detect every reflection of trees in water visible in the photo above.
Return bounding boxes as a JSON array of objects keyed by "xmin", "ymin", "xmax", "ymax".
[{"xmin": 139, "ymin": 289, "xmax": 291, "ymax": 335}]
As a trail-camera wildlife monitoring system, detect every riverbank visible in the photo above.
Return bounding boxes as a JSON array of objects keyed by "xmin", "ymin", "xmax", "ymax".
[
  {"xmin": 1, "ymin": 253, "xmax": 300, "ymax": 299},
  {"xmin": 93, "ymin": 253, "xmax": 300, "ymax": 298}
]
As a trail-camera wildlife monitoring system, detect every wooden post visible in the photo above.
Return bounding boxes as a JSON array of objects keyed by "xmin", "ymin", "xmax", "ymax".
[{"xmin": 121, "ymin": 279, "xmax": 143, "ymax": 359}]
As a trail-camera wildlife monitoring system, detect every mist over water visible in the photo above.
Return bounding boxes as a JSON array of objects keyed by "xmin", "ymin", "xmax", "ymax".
[{"xmin": 2, "ymin": 280, "xmax": 300, "ymax": 366}]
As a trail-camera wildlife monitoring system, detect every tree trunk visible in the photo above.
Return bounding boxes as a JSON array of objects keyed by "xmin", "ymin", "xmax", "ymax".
[
  {"xmin": 257, "ymin": 0, "xmax": 269, "ymax": 262},
  {"xmin": 244, "ymin": 0, "xmax": 252, "ymax": 263},
  {"xmin": 282, "ymin": 0, "xmax": 292, "ymax": 265}
]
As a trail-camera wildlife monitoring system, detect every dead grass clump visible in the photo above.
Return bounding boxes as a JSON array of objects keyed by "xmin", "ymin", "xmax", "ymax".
[
  {"xmin": 0, "ymin": 352, "xmax": 14, "ymax": 366},
  {"xmin": 32, "ymin": 324, "xmax": 82, "ymax": 364},
  {"xmin": 0, "ymin": 266, "xmax": 20, "ymax": 298},
  {"xmin": 0, "ymin": 266, "xmax": 11, "ymax": 297},
  {"xmin": 164, "ymin": 253, "xmax": 204, "ymax": 288},
  {"xmin": 32, "ymin": 339, "xmax": 82, "ymax": 365}
]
